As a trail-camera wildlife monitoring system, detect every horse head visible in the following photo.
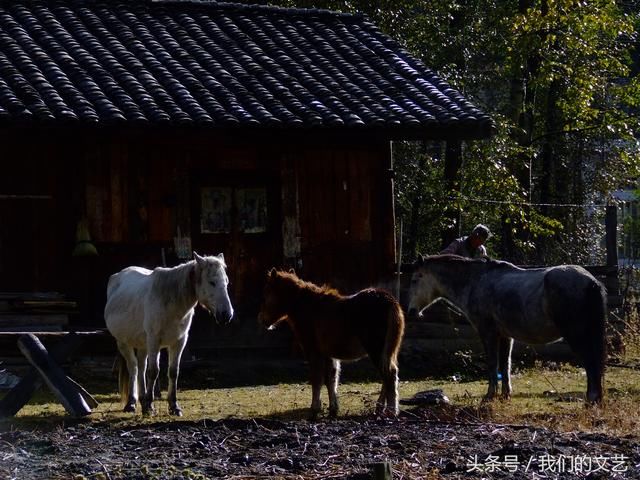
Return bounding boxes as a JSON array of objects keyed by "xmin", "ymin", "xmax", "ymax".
[
  {"xmin": 258, "ymin": 268, "xmax": 290, "ymax": 330},
  {"xmin": 407, "ymin": 254, "xmax": 439, "ymax": 318},
  {"xmin": 194, "ymin": 252, "xmax": 234, "ymax": 324}
]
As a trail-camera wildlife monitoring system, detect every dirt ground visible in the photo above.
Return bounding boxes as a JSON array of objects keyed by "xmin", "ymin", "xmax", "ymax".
[{"xmin": 2, "ymin": 406, "xmax": 639, "ymax": 480}]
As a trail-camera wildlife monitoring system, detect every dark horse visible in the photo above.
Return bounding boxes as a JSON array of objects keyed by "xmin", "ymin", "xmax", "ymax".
[
  {"xmin": 408, "ymin": 255, "xmax": 606, "ymax": 404},
  {"xmin": 259, "ymin": 269, "xmax": 405, "ymax": 418}
]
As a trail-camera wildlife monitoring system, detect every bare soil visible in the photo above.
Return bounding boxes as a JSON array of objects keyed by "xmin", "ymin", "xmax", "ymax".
[{"xmin": 2, "ymin": 407, "xmax": 639, "ymax": 479}]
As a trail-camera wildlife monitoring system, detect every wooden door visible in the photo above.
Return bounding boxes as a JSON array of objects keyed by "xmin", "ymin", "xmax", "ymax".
[{"xmin": 191, "ymin": 173, "xmax": 281, "ymax": 316}]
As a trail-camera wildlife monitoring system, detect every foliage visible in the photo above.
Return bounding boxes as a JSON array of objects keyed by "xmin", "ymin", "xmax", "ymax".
[{"xmin": 250, "ymin": 0, "xmax": 640, "ymax": 263}]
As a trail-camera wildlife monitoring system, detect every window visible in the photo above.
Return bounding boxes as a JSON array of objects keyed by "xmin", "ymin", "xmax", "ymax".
[{"xmin": 200, "ymin": 186, "xmax": 267, "ymax": 234}]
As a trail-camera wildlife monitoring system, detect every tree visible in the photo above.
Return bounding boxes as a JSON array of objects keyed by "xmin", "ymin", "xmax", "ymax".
[{"xmin": 254, "ymin": 0, "xmax": 640, "ymax": 263}]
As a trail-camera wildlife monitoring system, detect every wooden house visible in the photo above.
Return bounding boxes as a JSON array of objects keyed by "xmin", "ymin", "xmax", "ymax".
[{"xmin": 0, "ymin": 1, "xmax": 493, "ymax": 350}]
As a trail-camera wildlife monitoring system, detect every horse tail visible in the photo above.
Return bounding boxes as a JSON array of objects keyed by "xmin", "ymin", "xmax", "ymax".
[
  {"xmin": 585, "ymin": 279, "xmax": 607, "ymax": 381},
  {"xmin": 115, "ymin": 352, "xmax": 130, "ymax": 405},
  {"xmin": 546, "ymin": 269, "xmax": 607, "ymax": 403}
]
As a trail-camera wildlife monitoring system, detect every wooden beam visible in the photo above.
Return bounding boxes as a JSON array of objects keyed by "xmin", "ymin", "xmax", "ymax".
[
  {"xmin": 0, "ymin": 332, "xmax": 84, "ymax": 417},
  {"xmin": 16, "ymin": 334, "xmax": 91, "ymax": 417}
]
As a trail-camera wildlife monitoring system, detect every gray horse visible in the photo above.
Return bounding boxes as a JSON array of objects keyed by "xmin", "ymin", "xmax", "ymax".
[{"xmin": 407, "ymin": 254, "xmax": 606, "ymax": 404}]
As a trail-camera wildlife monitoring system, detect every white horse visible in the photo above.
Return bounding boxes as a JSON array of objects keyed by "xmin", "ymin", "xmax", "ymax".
[{"xmin": 105, "ymin": 252, "xmax": 233, "ymax": 416}]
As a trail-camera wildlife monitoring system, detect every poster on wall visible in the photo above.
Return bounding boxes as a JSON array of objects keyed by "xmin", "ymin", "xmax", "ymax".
[
  {"xmin": 237, "ymin": 188, "xmax": 267, "ymax": 233},
  {"xmin": 200, "ymin": 187, "xmax": 232, "ymax": 233}
]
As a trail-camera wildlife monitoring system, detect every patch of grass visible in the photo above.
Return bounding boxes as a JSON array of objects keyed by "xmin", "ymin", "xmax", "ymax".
[{"xmin": 1, "ymin": 361, "xmax": 639, "ymax": 437}]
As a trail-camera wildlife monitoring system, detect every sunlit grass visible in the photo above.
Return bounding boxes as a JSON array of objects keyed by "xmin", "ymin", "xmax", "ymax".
[{"xmin": 2, "ymin": 363, "xmax": 639, "ymax": 437}]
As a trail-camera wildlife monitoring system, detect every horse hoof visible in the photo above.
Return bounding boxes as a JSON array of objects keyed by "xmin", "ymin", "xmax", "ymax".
[
  {"xmin": 142, "ymin": 405, "xmax": 155, "ymax": 416},
  {"xmin": 375, "ymin": 407, "xmax": 398, "ymax": 419},
  {"xmin": 169, "ymin": 406, "xmax": 183, "ymax": 417},
  {"xmin": 123, "ymin": 404, "xmax": 136, "ymax": 413}
]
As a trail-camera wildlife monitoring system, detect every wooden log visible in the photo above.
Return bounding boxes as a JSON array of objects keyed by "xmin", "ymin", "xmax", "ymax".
[
  {"xmin": 17, "ymin": 334, "xmax": 91, "ymax": 417},
  {"xmin": 371, "ymin": 462, "xmax": 393, "ymax": 480},
  {"xmin": 0, "ymin": 333, "xmax": 84, "ymax": 417}
]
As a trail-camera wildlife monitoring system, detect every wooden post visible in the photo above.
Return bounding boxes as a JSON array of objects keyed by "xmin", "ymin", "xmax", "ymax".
[
  {"xmin": 17, "ymin": 334, "xmax": 92, "ymax": 417},
  {"xmin": 371, "ymin": 462, "xmax": 393, "ymax": 480},
  {"xmin": 0, "ymin": 333, "xmax": 84, "ymax": 417},
  {"xmin": 606, "ymin": 205, "xmax": 618, "ymax": 267},
  {"xmin": 442, "ymin": 140, "xmax": 462, "ymax": 249},
  {"xmin": 395, "ymin": 217, "xmax": 403, "ymax": 301}
]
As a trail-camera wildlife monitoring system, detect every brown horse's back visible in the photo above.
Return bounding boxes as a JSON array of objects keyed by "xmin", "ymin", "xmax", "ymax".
[{"xmin": 308, "ymin": 288, "xmax": 404, "ymax": 366}]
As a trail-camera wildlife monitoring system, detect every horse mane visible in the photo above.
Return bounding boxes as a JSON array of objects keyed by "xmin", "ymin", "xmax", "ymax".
[
  {"xmin": 273, "ymin": 270, "xmax": 343, "ymax": 299},
  {"xmin": 152, "ymin": 260, "xmax": 198, "ymax": 304}
]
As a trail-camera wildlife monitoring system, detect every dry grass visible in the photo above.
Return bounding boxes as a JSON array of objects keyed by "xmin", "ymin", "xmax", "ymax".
[{"xmin": 2, "ymin": 362, "xmax": 639, "ymax": 438}]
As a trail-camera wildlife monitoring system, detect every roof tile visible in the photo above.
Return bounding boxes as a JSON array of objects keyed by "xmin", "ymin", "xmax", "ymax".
[{"xmin": 0, "ymin": 0, "xmax": 493, "ymax": 138}]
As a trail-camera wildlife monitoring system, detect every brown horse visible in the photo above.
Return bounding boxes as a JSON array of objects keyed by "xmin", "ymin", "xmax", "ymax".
[{"xmin": 258, "ymin": 269, "xmax": 405, "ymax": 418}]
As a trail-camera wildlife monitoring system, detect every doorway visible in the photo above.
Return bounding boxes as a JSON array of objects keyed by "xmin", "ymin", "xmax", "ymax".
[{"xmin": 191, "ymin": 173, "xmax": 281, "ymax": 316}]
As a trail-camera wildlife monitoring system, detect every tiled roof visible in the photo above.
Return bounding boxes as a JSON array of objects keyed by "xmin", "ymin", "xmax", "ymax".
[{"xmin": 0, "ymin": 1, "xmax": 494, "ymax": 138}]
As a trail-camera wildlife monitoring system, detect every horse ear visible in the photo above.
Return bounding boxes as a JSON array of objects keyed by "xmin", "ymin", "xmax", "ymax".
[
  {"xmin": 217, "ymin": 253, "xmax": 225, "ymax": 262},
  {"xmin": 415, "ymin": 254, "xmax": 425, "ymax": 266},
  {"xmin": 268, "ymin": 267, "xmax": 276, "ymax": 277},
  {"xmin": 193, "ymin": 251, "xmax": 205, "ymax": 267},
  {"xmin": 288, "ymin": 268, "xmax": 295, "ymax": 274}
]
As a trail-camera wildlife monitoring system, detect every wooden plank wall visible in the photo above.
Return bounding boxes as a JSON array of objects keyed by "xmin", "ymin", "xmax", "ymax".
[{"xmin": 295, "ymin": 147, "xmax": 392, "ymax": 292}]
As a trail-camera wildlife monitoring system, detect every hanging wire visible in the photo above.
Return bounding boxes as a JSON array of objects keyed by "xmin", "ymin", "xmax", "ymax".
[{"xmin": 450, "ymin": 194, "xmax": 618, "ymax": 209}]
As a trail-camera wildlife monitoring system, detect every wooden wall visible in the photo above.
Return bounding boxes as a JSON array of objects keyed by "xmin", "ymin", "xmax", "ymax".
[
  {"xmin": 295, "ymin": 146, "xmax": 394, "ymax": 291},
  {"xmin": 0, "ymin": 128, "xmax": 397, "ymax": 337}
]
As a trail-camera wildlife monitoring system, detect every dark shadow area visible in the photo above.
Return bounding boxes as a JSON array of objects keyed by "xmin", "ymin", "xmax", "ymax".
[{"xmin": 264, "ymin": 407, "xmax": 311, "ymax": 422}]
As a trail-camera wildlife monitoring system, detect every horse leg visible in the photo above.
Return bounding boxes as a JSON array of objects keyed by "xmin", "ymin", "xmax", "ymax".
[
  {"xmin": 142, "ymin": 339, "xmax": 161, "ymax": 416},
  {"xmin": 584, "ymin": 356, "xmax": 605, "ymax": 405},
  {"xmin": 384, "ymin": 358, "xmax": 400, "ymax": 416},
  {"xmin": 135, "ymin": 348, "xmax": 147, "ymax": 409},
  {"xmin": 376, "ymin": 383, "xmax": 387, "ymax": 416},
  {"xmin": 308, "ymin": 354, "xmax": 325, "ymax": 420},
  {"xmin": 167, "ymin": 338, "xmax": 187, "ymax": 416},
  {"xmin": 562, "ymin": 333, "xmax": 604, "ymax": 404},
  {"xmin": 498, "ymin": 337, "xmax": 514, "ymax": 400},
  {"xmin": 325, "ymin": 358, "xmax": 341, "ymax": 418},
  {"xmin": 154, "ymin": 349, "xmax": 167, "ymax": 400},
  {"xmin": 117, "ymin": 342, "xmax": 138, "ymax": 413},
  {"xmin": 480, "ymin": 327, "xmax": 500, "ymax": 401}
]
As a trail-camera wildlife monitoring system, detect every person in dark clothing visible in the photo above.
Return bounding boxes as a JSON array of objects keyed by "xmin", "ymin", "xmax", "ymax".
[{"xmin": 440, "ymin": 224, "xmax": 491, "ymax": 258}]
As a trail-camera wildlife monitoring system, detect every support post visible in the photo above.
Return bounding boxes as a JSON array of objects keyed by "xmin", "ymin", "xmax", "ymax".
[
  {"xmin": 371, "ymin": 462, "xmax": 393, "ymax": 480},
  {"xmin": 0, "ymin": 333, "xmax": 84, "ymax": 417},
  {"xmin": 17, "ymin": 334, "xmax": 92, "ymax": 417},
  {"xmin": 442, "ymin": 140, "xmax": 463, "ymax": 249},
  {"xmin": 606, "ymin": 205, "xmax": 618, "ymax": 267}
]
